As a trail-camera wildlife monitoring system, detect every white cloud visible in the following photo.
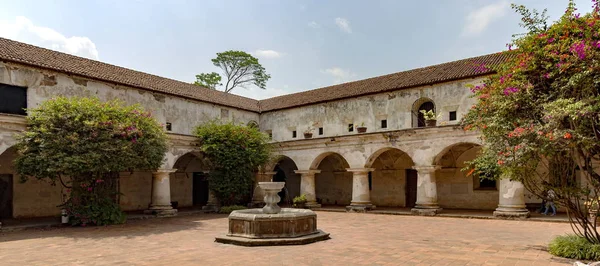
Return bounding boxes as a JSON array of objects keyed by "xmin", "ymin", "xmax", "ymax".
[
  {"xmin": 463, "ymin": 1, "xmax": 508, "ymax": 36},
  {"xmin": 0, "ymin": 16, "xmax": 99, "ymax": 60},
  {"xmin": 232, "ymin": 86, "xmax": 290, "ymax": 100},
  {"xmin": 321, "ymin": 67, "xmax": 356, "ymax": 84},
  {"xmin": 308, "ymin": 21, "xmax": 320, "ymax": 28},
  {"xmin": 335, "ymin": 17, "xmax": 352, "ymax": 33},
  {"xmin": 254, "ymin": 49, "xmax": 282, "ymax": 59}
]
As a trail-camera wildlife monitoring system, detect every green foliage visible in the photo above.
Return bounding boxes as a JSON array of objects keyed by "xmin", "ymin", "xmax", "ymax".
[
  {"xmin": 462, "ymin": 0, "xmax": 600, "ymax": 243},
  {"xmin": 194, "ymin": 50, "xmax": 271, "ymax": 93},
  {"xmin": 15, "ymin": 97, "xmax": 167, "ymax": 225},
  {"xmin": 194, "ymin": 121, "xmax": 271, "ymax": 206},
  {"xmin": 293, "ymin": 194, "xmax": 307, "ymax": 207},
  {"xmin": 194, "ymin": 72, "xmax": 222, "ymax": 90},
  {"xmin": 419, "ymin": 110, "xmax": 439, "ymax": 121},
  {"xmin": 549, "ymin": 235, "xmax": 600, "ymax": 260},
  {"xmin": 218, "ymin": 205, "xmax": 248, "ymax": 214}
]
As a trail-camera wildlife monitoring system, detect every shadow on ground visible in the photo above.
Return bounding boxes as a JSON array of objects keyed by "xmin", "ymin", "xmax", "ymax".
[{"xmin": 0, "ymin": 213, "xmax": 228, "ymax": 243}]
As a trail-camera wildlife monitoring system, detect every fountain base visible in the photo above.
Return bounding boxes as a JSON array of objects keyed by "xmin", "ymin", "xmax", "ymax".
[{"xmin": 214, "ymin": 208, "xmax": 330, "ymax": 246}]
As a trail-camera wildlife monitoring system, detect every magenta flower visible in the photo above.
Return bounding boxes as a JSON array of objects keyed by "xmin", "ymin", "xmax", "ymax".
[
  {"xmin": 544, "ymin": 73, "xmax": 550, "ymax": 79},
  {"xmin": 503, "ymin": 87, "xmax": 519, "ymax": 96},
  {"xmin": 548, "ymin": 38, "xmax": 555, "ymax": 43},
  {"xmin": 570, "ymin": 41, "xmax": 586, "ymax": 60}
]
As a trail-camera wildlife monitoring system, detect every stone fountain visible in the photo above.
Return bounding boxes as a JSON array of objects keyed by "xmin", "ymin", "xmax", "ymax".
[{"xmin": 215, "ymin": 181, "xmax": 330, "ymax": 246}]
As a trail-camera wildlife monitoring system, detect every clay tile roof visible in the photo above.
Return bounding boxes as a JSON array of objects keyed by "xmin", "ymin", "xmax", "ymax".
[
  {"xmin": 258, "ymin": 52, "xmax": 515, "ymax": 112},
  {"xmin": 0, "ymin": 37, "xmax": 260, "ymax": 112}
]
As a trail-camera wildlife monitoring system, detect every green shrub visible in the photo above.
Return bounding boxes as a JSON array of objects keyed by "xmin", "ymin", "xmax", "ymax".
[
  {"xmin": 219, "ymin": 205, "xmax": 248, "ymax": 214},
  {"xmin": 15, "ymin": 97, "xmax": 167, "ymax": 226},
  {"xmin": 293, "ymin": 194, "xmax": 307, "ymax": 207},
  {"xmin": 194, "ymin": 121, "xmax": 271, "ymax": 206},
  {"xmin": 549, "ymin": 235, "xmax": 600, "ymax": 260}
]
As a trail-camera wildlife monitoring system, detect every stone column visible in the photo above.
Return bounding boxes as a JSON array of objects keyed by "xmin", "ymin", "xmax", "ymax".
[
  {"xmin": 144, "ymin": 169, "xmax": 178, "ymax": 217},
  {"xmin": 346, "ymin": 168, "xmax": 375, "ymax": 212},
  {"xmin": 493, "ymin": 178, "xmax": 530, "ymax": 218},
  {"xmin": 411, "ymin": 165, "xmax": 442, "ymax": 215},
  {"xmin": 251, "ymin": 171, "xmax": 277, "ymax": 207},
  {"xmin": 202, "ymin": 190, "xmax": 219, "ymax": 212},
  {"xmin": 294, "ymin": 170, "xmax": 321, "ymax": 209}
]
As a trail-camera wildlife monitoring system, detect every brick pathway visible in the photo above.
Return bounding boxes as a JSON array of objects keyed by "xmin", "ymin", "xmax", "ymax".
[{"xmin": 0, "ymin": 212, "xmax": 576, "ymax": 265}]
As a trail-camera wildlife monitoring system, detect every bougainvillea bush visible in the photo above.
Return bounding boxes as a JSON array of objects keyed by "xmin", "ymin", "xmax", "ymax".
[
  {"xmin": 463, "ymin": 0, "xmax": 600, "ymax": 243},
  {"xmin": 15, "ymin": 97, "xmax": 167, "ymax": 225},
  {"xmin": 194, "ymin": 121, "xmax": 271, "ymax": 206}
]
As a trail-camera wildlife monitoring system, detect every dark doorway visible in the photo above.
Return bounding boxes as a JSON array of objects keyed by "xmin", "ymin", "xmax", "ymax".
[
  {"xmin": 273, "ymin": 165, "xmax": 287, "ymax": 204},
  {"xmin": 0, "ymin": 174, "xmax": 13, "ymax": 219},
  {"xmin": 192, "ymin": 172, "xmax": 209, "ymax": 206},
  {"xmin": 417, "ymin": 101, "xmax": 435, "ymax": 127},
  {"xmin": 405, "ymin": 169, "xmax": 418, "ymax": 208}
]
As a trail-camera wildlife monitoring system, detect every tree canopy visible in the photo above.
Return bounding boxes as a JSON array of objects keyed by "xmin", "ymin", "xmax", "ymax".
[
  {"xmin": 462, "ymin": 0, "xmax": 600, "ymax": 243},
  {"xmin": 194, "ymin": 50, "xmax": 271, "ymax": 93},
  {"xmin": 15, "ymin": 97, "xmax": 168, "ymax": 225}
]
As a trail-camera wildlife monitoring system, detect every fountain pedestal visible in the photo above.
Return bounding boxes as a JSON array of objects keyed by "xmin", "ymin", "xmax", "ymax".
[{"xmin": 215, "ymin": 181, "xmax": 330, "ymax": 246}]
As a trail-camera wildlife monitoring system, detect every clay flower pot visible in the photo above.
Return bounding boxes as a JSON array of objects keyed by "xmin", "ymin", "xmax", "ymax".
[
  {"xmin": 425, "ymin": 120, "xmax": 437, "ymax": 127},
  {"xmin": 357, "ymin": 127, "xmax": 367, "ymax": 133},
  {"xmin": 304, "ymin": 133, "xmax": 313, "ymax": 139}
]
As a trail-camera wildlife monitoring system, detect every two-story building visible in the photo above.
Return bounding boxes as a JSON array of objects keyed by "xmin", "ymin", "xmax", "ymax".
[{"xmin": 0, "ymin": 37, "xmax": 532, "ymax": 221}]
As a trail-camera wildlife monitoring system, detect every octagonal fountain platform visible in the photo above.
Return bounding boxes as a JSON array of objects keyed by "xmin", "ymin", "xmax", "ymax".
[{"xmin": 215, "ymin": 182, "xmax": 330, "ymax": 246}]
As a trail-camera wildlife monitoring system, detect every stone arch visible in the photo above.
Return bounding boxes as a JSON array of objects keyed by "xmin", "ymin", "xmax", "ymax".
[
  {"xmin": 366, "ymin": 148, "xmax": 417, "ymax": 207},
  {"xmin": 412, "ymin": 97, "xmax": 436, "ymax": 128},
  {"xmin": 247, "ymin": 120, "xmax": 259, "ymax": 129},
  {"xmin": 312, "ymin": 152, "xmax": 352, "ymax": 206},
  {"xmin": 432, "ymin": 142, "xmax": 498, "ymax": 210},
  {"xmin": 272, "ymin": 156, "xmax": 300, "ymax": 203},
  {"xmin": 171, "ymin": 151, "xmax": 210, "ymax": 208}
]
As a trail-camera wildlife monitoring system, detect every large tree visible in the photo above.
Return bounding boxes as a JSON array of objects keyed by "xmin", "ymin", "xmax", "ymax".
[
  {"xmin": 462, "ymin": 0, "xmax": 600, "ymax": 243},
  {"xmin": 194, "ymin": 50, "xmax": 271, "ymax": 93},
  {"xmin": 15, "ymin": 97, "xmax": 168, "ymax": 225}
]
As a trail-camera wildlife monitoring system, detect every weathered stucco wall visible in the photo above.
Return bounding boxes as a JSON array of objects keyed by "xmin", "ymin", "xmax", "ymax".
[
  {"xmin": 370, "ymin": 149, "xmax": 414, "ymax": 207},
  {"xmin": 314, "ymin": 154, "xmax": 352, "ymax": 205},
  {"xmin": 260, "ymin": 78, "xmax": 484, "ymax": 142},
  {"xmin": 0, "ymin": 62, "xmax": 260, "ymax": 136},
  {"xmin": 119, "ymin": 171, "xmax": 152, "ymax": 211}
]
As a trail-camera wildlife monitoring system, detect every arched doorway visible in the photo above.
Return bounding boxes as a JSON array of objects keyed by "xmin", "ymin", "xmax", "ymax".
[
  {"xmin": 412, "ymin": 98, "xmax": 436, "ymax": 128},
  {"xmin": 313, "ymin": 153, "xmax": 351, "ymax": 206},
  {"xmin": 172, "ymin": 152, "xmax": 210, "ymax": 208},
  {"xmin": 417, "ymin": 102, "xmax": 435, "ymax": 127},
  {"xmin": 434, "ymin": 143, "xmax": 498, "ymax": 210},
  {"xmin": 368, "ymin": 148, "xmax": 416, "ymax": 207},
  {"xmin": 272, "ymin": 156, "xmax": 299, "ymax": 205},
  {"xmin": 0, "ymin": 146, "xmax": 16, "ymax": 219}
]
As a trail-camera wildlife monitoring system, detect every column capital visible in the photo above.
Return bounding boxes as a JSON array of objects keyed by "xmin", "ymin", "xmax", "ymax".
[
  {"xmin": 295, "ymin": 169, "xmax": 321, "ymax": 175},
  {"xmin": 154, "ymin": 169, "xmax": 178, "ymax": 174},
  {"xmin": 345, "ymin": 168, "xmax": 375, "ymax": 173},
  {"xmin": 412, "ymin": 165, "xmax": 441, "ymax": 172}
]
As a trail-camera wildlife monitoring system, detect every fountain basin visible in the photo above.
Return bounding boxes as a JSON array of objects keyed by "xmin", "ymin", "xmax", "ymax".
[{"xmin": 215, "ymin": 208, "xmax": 330, "ymax": 246}]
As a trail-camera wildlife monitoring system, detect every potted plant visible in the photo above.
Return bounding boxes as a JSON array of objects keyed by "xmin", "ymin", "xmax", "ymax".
[
  {"xmin": 356, "ymin": 122, "xmax": 367, "ymax": 133},
  {"xmin": 420, "ymin": 110, "xmax": 440, "ymax": 127},
  {"xmin": 293, "ymin": 194, "xmax": 308, "ymax": 208},
  {"xmin": 304, "ymin": 127, "xmax": 314, "ymax": 139}
]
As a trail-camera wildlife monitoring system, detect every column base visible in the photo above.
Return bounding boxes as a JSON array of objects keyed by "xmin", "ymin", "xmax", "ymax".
[
  {"xmin": 144, "ymin": 207, "xmax": 178, "ymax": 217},
  {"xmin": 305, "ymin": 202, "xmax": 322, "ymax": 209},
  {"xmin": 346, "ymin": 204, "xmax": 375, "ymax": 212},
  {"xmin": 202, "ymin": 204, "xmax": 219, "ymax": 213},
  {"xmin": 411, "ymin": 207, "xmax": 442, "ymax": 216},
  {"xmin": 493, "ymin": 206, "xmax": 530, "ymax": 219}
]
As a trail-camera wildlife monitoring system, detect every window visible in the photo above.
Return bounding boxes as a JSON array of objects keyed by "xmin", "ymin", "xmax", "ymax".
[
  {"xmin": 166, "ymin": 122, "xmax": 172, "ymax": 131},
  {"xmin": 473, "ymin": 175, "xmax": 497, "ymax": 190},
  {"xmin": 247, "ymin": 120, "xmax": 259, "ymax": 128},
  {"xmin": 220, "ymin": 108, "xmax": 229, "ymax": 119},
  {"xmin": 318, "ymin": 127, "xmax": 324, "ymax": 135},
  {"xmin": 266, "ymin": 130, "xmax": 273, "ymax": 140},
  {"xmin": 449, "ymin": 111, "xmax": 457, "ymax": 121},
  {"xmin": 417, "ymin": 101, "xmax": 435, "ymax": 127},
  {"xmin": 348, "ymin": 124, "xmax": 354, "ymax": 132},
  {"xmin": 381, "ymin": 120, "xmax": 387, "ymax": 129},
  {"xmin": 0, "ymin": 83, "xmax": 27, "ymax": 115},
  {"xmin": 292, "ymin": 130, "xmax": 297, "ymax": 138}
]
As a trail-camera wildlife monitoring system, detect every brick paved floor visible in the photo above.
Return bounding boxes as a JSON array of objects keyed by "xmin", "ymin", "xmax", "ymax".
[{"xmin": 0, "ymin": 212, "xmax": 577, "ymax": 266}]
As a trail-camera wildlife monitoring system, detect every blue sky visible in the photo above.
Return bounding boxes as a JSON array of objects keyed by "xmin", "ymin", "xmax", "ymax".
[{"xmin": 0, "ymin": 0, "xmax": 594, "ymax": 99}]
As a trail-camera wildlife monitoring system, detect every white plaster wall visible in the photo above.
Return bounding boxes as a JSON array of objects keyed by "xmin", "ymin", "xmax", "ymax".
[
  {"xmin": 259, "ymin": 78, "xmax": 484, "ymax": 143},
  {"xmin": 119, "ymin": 171, "xmax": 152, "ymax": 211},
  {"xmin": 0, "ymin": 62, "xmax": 260, "ymax": 136}
]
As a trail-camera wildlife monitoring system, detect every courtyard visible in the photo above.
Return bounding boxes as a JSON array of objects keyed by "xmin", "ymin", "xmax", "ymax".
[{"xmin": 0, "ymin": 212, "xmax": 575, "ymax": 266}]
